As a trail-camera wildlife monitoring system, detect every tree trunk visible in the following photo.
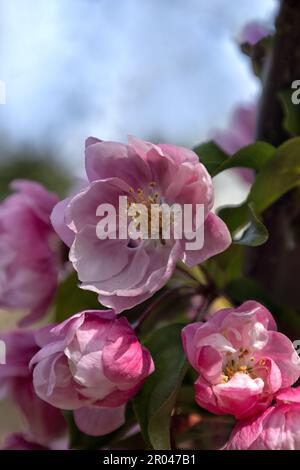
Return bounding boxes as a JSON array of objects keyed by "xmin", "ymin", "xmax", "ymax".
[{"xmin": 246, "ymin": 0, "xmax": 300, "ymax": 309}]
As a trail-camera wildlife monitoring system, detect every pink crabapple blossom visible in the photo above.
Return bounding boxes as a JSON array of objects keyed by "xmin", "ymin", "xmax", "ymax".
[
  {"xmin": 30, "ymin": 310, "xmax": 154, "ymax": 436},
  {"xmin": 0, "ymin": 180, "xmax": 61, "ymax": 326},
  {"xmin": 51, "ymin": 136, "xmax": 231, "ymax": 313},
  {"xmin": 182, "ymin": 301, "xmax": 300, "ymax": 420}
]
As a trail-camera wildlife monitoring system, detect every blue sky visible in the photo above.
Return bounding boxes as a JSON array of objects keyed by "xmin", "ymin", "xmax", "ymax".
[{"xmin": 0, "ymin": 0, "xmax": 277, "ymax": 172}]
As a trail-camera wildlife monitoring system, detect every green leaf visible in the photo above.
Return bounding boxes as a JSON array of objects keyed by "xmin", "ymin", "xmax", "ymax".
[
  {"xmin": 279, "ymin": 89, "xmax": 300, "ymax": 136},
  {"xmin": 218, "ymin": 138, "xmax": 300, "ymax": 235},
  {"xmin": 193, "ymin": 141, "xmax": 228, "ymax": 175},
  {"xmin": 133, "ymin": 324, "xmax": 187, "ymax": 450},
  {"xmin": 213, "ymin": 141, "xmax": 275, "ymax": 176},
  {"xmin": 54, "ymin": 272, "xmax": 101, "ymax": 322},
  {"xmin": 218, "ymin": 202, "xmax": 249, "ymax": 234},
  {"xmin": 249, "ymin": 137, "xmax": 300, "ymax": 212},
  {"xmin": 204, "ymin": 244, "xmax": 245, "ymax": 288},
  {"xmin": 233, "ymin": 203, "xmax": 268, "ymax": 247}
]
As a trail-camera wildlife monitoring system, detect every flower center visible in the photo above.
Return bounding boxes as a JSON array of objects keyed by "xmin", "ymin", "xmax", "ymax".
[
  {"xmin": 221, "ymin": 348, "xmax": 255, "ymax": 383},
  {"xmin": 127, "ymin": 181, "xmax": 168, "ymax": 245}
]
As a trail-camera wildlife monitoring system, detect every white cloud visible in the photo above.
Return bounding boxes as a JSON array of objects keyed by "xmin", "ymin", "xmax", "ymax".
[{"xmin": 0, "ymin": 0, "xmax": 277, "ymax": 172}]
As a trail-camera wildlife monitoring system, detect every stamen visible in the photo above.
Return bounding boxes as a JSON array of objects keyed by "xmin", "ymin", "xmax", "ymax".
[{"xmin": 221, "ymin": 374, "xmax": 229, "ymax": 383}]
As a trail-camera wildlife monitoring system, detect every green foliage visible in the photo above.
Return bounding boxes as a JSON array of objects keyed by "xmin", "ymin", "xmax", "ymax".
[
  {"xmin": 218, "ymin": 137, "xmax": 300, "ymax": 238},
  {"xmin": 193, "ymin": 141, "xmax": 228, "ymax": 175},
  {"xmin": 212, "ymin": 141, "xmax": 275, "ymax": 176},
  {"xmin": 54, "ymin": 272, "xmax": 101, "ymax": 322},
  {"xmin": 133, "ymin": 324, "xmax": 188, "ymax": 450},
  {"xmin": 233, "ymin": 203, "xmax": 269, "ymax": 247},
  {"xmin": 249, "ymin": 137, "xmax": 300, "ymax": 212},
  {"xmin": 193, "ymin": 140, "xmax": 275, "ymax": 178},
  {"xmin": 279, "ymin": 89, "xmax": 300, "ymax": 136}
]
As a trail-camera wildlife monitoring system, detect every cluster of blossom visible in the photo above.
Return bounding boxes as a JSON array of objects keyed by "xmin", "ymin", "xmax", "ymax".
[
  {"xmin": 0, "ymin": 136, "xmax": 299, "ymax": 450},
  {"xmin": 183, "ymin": 301, "xmax": 300, "ymax": 449}
]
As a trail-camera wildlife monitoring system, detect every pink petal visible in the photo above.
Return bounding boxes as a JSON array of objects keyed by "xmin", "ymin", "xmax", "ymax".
[
  {"xmin": 85, "ymin": 136, "xmax": 102, "ymax": 148},
  {"xmin": 181, "ymin": 322, "xmax": 204, "ymax": 370},
  {"xmin": 74, "ymin": 405, "xmax": 125, "ymax": 436},
  {"xmin": 181, "ymin": 212, "xmax": 231, "ymax": 266},
  {"xmin": 276, "ymin": 387, "xmax": 300, "ymax": 405},
  {"xmin": 158, "ymin": 143, "xmax": 199, "ymax": 165},
  {"xmin": 70, "ymin": 225, "xmax": 130, "ymax": 283},
  {"xmin": 51, "ymin": 197, "xmax": 75, "ymax": 247},
  {"xmin": 85, "ymin": 140, "xmax": 152, "ymax": 187},
  {"xmin": 10, "ymin": 179, "xmax": 59, "ymax": 223},
  {"xmin": 256, "ymin": 331, "xmax": 300, "ymax": 388},
  {"xmin": 214, "ymin": 373, "xmax": 266, "ymax": 419}
]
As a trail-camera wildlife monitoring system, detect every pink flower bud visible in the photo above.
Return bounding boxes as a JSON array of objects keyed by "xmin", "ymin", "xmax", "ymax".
[{"xmin": 30, "ymin": 310, "xmax": 154, "ymax": 436}]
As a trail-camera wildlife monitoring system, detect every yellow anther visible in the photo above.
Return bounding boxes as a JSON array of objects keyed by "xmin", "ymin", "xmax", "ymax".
[{"xmin": 221, "ymin": 374, "xmax": 229, "ymax": 383}]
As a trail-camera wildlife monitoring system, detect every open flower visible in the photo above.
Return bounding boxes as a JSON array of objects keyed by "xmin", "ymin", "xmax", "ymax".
[
  {"xmin": 30, "ymin": 310, "xmax": 154, "ymax": 436},
  {"xmin": 0, "ymin": 180, "xmax": 60, "ymax": 325},
  {"xmin": 225, "ymin": 387, "xmax": 300, "ymax": 450},
  {"xmin": 0, "ymin": 330, "xmax": 66, "ymax": 443},
  {"xmin": 182, "ymin": 301, "xmax": 300, "ymax": 419},
  {"xmin": 51, "ymin": 136, "xmax": 231, "ymax": 312}
]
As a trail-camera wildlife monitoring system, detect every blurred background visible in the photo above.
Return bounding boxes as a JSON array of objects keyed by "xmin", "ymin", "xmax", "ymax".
[
  {"xmin": 0, "ymin": 0, "xmax": 278, "ymax": 442},
  {"xmin": 0, "ymin": 0, "xmax": 277, "ymax": 177}
]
